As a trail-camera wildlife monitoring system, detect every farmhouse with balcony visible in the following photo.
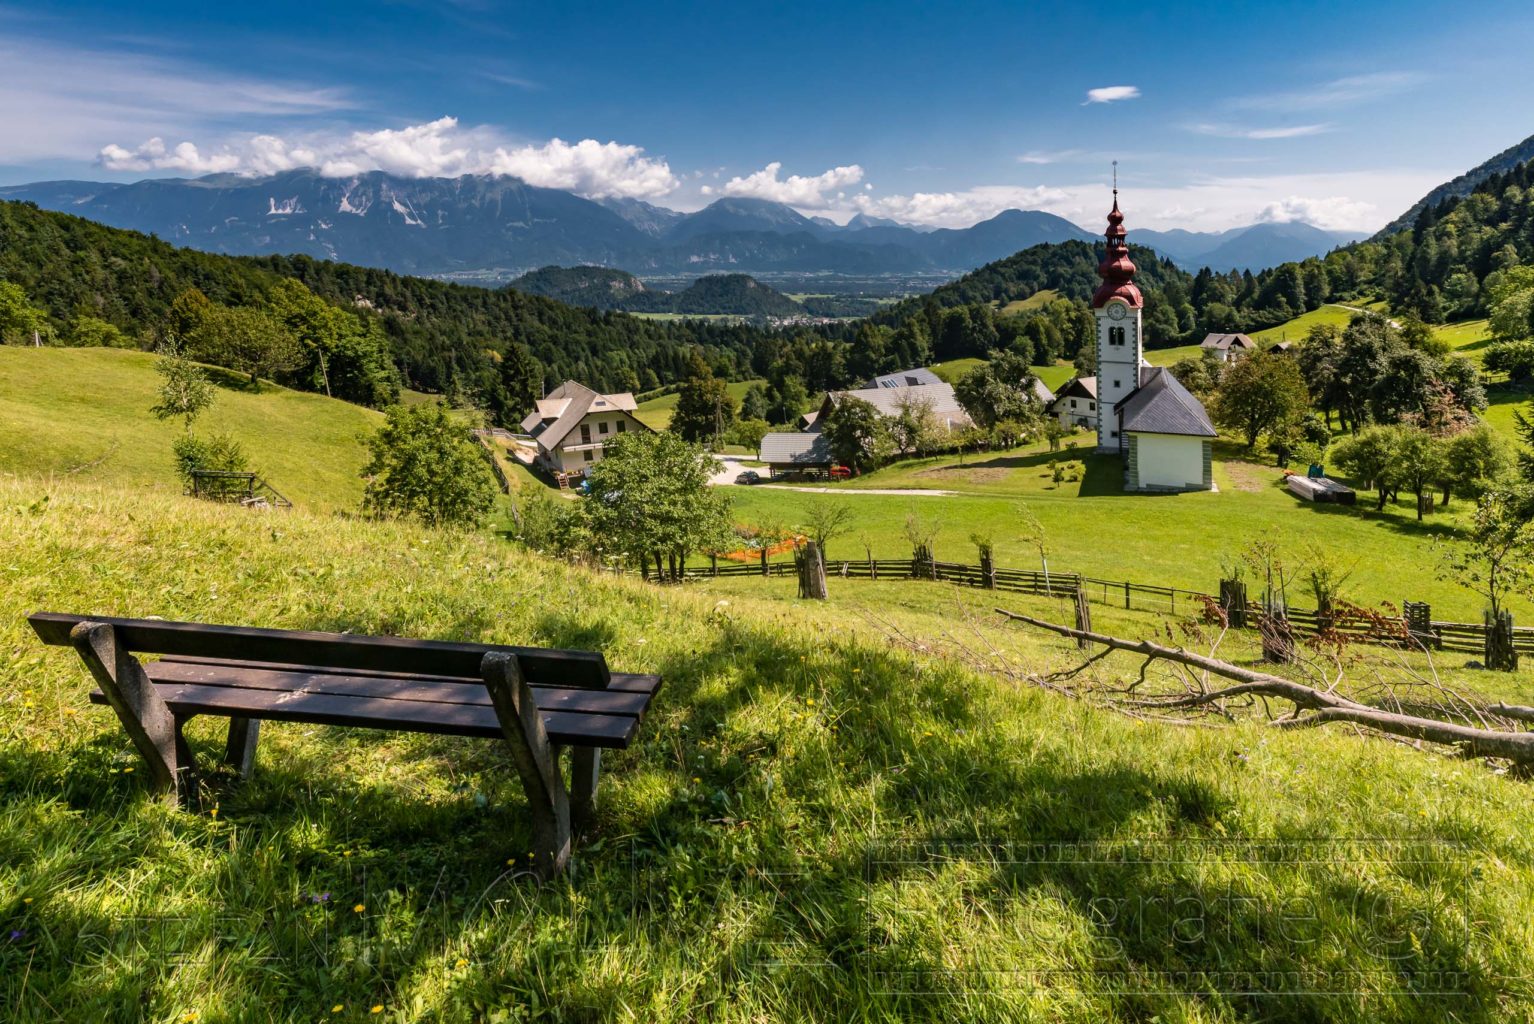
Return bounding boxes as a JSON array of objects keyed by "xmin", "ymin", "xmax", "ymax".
[{"xmin": 520, "ymin": 380, "xmax": 650, "ymax": 478}]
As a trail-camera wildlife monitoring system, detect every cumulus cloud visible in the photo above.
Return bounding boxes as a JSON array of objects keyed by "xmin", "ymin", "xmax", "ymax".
[
  {"xmin": 702, "ymin": 162, "xmax": 864, "ymax": 209},
  {"xmin": 1084, "ymin": 85, "xmax": 1140, "ymax": 104},
  {"xmin": 1187, "ymin": 122, "xmax": 1331, "ymax": 140},
  {"xmin": 1255, "ymin": 195, "xmax": 1376, "ymax": 230},
  {"xmin": 96, "ymin": 117, "xmax": 680, "ymax": 199}
]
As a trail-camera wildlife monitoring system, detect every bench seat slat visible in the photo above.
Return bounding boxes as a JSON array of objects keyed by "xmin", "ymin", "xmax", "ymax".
[
  {"xmin": 87, "ymin": 683, "xmax": 639, "ymax": 748},
  {"xmin": 144, "ymin": 661, "xmax": 651, "ymax": 718},
  {"xmin": 29, "ymin": 613, "xmax": 611, "ymax": 688},
  {"xmin": 154, "ymin": 655, "xmax": 662, "ymax": 696}
]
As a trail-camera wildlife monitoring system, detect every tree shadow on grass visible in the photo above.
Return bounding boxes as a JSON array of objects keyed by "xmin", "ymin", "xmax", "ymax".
[{"xmin": 2, "ymin": 607, "xmax": 1517, "ymax": 1020}]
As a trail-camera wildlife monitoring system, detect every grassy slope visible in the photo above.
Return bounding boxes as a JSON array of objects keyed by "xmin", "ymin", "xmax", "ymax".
[
  {"xmin": 0, "ymin": 347, "xmax": 380, "ymax": 512},
  {"xmin": 2, "ymin": 480, "xmax": 1532, "ymax": 1021},
  {"xmin": 634, "ymin": 379, "xmax": 764, "ymax": 430},
  {"xmin": 740, "ymin": 437, "xmax": 1516, "ymax": 621}
]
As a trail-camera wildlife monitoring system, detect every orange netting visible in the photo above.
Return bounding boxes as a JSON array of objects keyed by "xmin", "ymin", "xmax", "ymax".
[{"xmin": 717, "ymin": 536, "xmax": 804, "ymax": 563}]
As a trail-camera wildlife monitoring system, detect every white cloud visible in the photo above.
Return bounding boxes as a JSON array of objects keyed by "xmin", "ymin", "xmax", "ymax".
[
  {"xmin": 96, "ymin": 117, "xmax": 680, "ymax": 199},
  {"xmin": 702, "ymin": 161, "xmax": 864, "ymax": 209},
  {"xmin": 1255, "ymin": 195, "xmax": 1376, "ymax": 230},
  {"xmin": 1017, "ymin": 148, "xmax": 1083, "ymax": 165},
  {"xmin": 1234, "ymin": 72, "xmax": 1422, "ymax": 112},
  {"xmin": 97, "ymin": 138, "xmax": 244, "ymax": 174},
  {"xmin": 851, "ymin": 185, "xmax": 1069, "ymax": 228},
  {"xmin": 1084, "ymin": 85, "xmax": 1140, "ymax": 104},
  {"xmin": 0, "ymin": 22, "xmax": 350, "ymax": 165},
  {"xmin": 1187, "ymin": 122, "xmax": 1331, "ymax": 140}
]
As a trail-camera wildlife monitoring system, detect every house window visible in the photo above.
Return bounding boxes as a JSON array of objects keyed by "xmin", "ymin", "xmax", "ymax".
[
  {"xmin": 599, "ymin": 421, "xmax": 609, "ymax": 435},
  {"xmin": 580, "ymin": 424, "xmax": 591, "ymax": 443},
  {"xmin": 1089, "ymin": 401, "xmax": 1096, "ymax": 412},
  {"xmin": 616, "ymin": 421, "xmax": 627, "ymax": 433},
  {"xmin": 1113, "ymin": 380, "xmax": 1120, "ymax": 389},
  {"xmin": 583, "ymin": 449, "xmax": 594, "ymax": 462}
]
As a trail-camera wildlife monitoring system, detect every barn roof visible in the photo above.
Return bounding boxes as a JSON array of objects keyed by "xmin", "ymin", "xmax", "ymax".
[{"xmin": 758, "ymin": 431, "xmax": 833, "ymax": 466}]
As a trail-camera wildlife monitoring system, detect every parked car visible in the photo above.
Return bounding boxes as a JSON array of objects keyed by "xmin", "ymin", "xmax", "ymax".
[
  {"xmin": 734, "ymin": 470, "xmax": 762, "ymax": 485},
  {"xmin": 828, "ymin": 465, "xmax": 852, "ymax": 480}
]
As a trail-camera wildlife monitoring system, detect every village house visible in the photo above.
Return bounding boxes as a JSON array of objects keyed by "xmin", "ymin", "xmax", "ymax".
[
  {"xmin": 1199, "ymin": 332, "xmax": 1256, "ymax": 362},
  {"xmin": 1048, "ymin": 376, "xmax": 1097, "ymax": 429},
  {"xmin": 520, "ymin": 380, "xmax": 650, "ymax": 478}
]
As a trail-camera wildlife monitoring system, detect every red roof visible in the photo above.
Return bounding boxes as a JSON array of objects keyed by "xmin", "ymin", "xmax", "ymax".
[{"xmin": 1091, "ymin": 193, "xmax": 1142, "ymax": 309}]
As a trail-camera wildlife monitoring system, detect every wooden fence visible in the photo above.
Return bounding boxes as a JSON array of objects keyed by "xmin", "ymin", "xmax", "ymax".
[{"xmin": 648, "ymin": 552, "xmax": 1534, "ymax": 658}]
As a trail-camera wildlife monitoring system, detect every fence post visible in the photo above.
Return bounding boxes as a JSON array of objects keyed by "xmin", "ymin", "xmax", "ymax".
[
  {"xmin": 869, "ymin": 556, "xmax": 877, "ymax": 581},
  {"xmin": 980, "ymin": 553, "xmax": 995, "ymax": 589},
  {"xmin": 1124, "ymin": 581, "xmax": 1131, "ymax": 610},
  {"xmin": 761, "ymin": 548, "xmax": 769, "ymax": 577},
  {"xmin": 1073, "ymin": 583, "xmax": 1092, "ymax": 649},
  {"xmin": 798, "ymin": 541, "xmax": 828, "ymax": 600}
]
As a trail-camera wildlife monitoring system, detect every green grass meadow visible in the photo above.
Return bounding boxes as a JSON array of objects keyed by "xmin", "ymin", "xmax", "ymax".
[
  {"xmin": 0, "ymin": 347, "xmax": 382, "ymax": 512},
  {"xmin": 633, "ymin": 379, "xmax": 765, "ymax": 430},
  {"xmin": 3, "ymin": 479, "xmax": 1534, "ymax": 1020}
]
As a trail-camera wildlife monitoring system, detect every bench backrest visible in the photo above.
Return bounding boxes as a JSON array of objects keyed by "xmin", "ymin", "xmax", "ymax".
[{"xmin": 28, "ymin": 612, "xmax": 611, "ymax": 689}]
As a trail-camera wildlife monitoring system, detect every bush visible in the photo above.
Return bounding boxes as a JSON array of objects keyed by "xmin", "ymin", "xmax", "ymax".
[
  {"xmin": 172, "ymin": 432, "xmax": 250, "ymax": 485},
  {"xmin": 360, "ymin": 404, "xmax": 498, "ymax": 529}
]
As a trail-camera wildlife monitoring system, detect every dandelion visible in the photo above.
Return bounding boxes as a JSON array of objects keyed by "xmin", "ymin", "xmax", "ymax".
[
  {"xmin": 371, "ymin": 1005, "xmax": 384, "ymax": 1014},
  {"xmin": 923, "ymin": 731, "xmax": 932, "ymax": 737},
  {"xmin": 182, "ymin": 1013, "xmax": 198, "ymax": 1023},
  {"xmin": 343, "ymin": 850, "xmax": 352, "ymax": 857},
  {"xmin": 692, "ymin": 777, "xmax": 701, "ymax": 784},
  {"xmin": 454, "ymin": 958, "xmax": 468, "ymax": 969},
  {"xmin": 63, "ymin": 708, "xmax": 77, "ymax": 716},
  {"xmin": 332, "ymin": 1005, "xmax": 344, "ymax": 1014},
  {"xmin": 123, "ymin": 766, "xmax": 134, "ymax": 773},
  {"xmin": 353, "ymin": 903, "xmax": 366, "ymax": 913},
  {"xmin": 806, "ymin": 698, "xmax": 816, "ymax": 707},
  {"xmin": 22, "ymin": 898, "xmax": 32, "ymax": 905},
  {"xmin": 209, "ymin": 805, "xmax": 219, "ymax": 819}
]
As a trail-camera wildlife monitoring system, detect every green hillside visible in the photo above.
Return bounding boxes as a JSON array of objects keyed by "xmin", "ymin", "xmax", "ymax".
[
  {"xmin": 0, "ymin": 347, "xmax": 381, "ymax": 511},
  {"xmin": 633, "ymin": 378, "xmax": 765, "ymax": 429},
  {"xmin": 3, "ymin": 478, "xmax": 1532, "ymax": 1020}
]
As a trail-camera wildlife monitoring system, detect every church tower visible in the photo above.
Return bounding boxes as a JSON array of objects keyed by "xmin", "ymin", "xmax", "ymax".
[{"xmin": 1091, "ymin": 186, "xmax": 1145, "ymax": 454}]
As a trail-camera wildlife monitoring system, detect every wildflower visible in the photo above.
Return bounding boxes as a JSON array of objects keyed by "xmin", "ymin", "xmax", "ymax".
[
  {"xmin": 123, "ymin": 766, "xmax": 134, "ymax": 773},
  {"xmin": 806, "ymin": 698, "xmax": 816, "ymax": 707},
  {"xmin": 182, "ymin": 1013, "xmax": 198, "ymax": 1023},
  {"xmin": 22, "ymin": 898, "xmax": 32, "ymax": 905},
  {"xmin": 923, "ymin": 731, "xmax": 932, "ymax": 737},
  {"xmin": 342, "ymin": 850, "xmax": 352, "ymax": 857},
  {"xmin": 310, "ymin": 892, "xmax": 331, "ymax": 904},
  {"xmin": 8, "ymin": 929, "xmax": 25, "ymax": 941},
  {"xmin": 332, "ymin": 1006, "xmax": 344, "ymax": 1014},
  {"xmin": 63, "ymin": 708, "xmax": 77, "ymax": 716},
  {"xmin": 209, "ymin": 806, "xmax": 219, "ymax": 819},
  {"xmin": 371, "ymin": 1005, "xmax": 384, "ymax": 1014},
  {"xmin": 454, "ymin": 958, "xmax": 468, "ymax": 969},
  {"xmin": 692, "ymin": 777, "xmax": 701, "ymax": 784},
  {"xmin": 353, "ymin": 903, "xmax": 366, "ymax": 913}
]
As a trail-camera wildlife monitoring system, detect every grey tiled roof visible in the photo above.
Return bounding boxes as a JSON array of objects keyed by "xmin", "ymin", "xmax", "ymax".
[
  {"xmin": 758, "ymin": 431, "xmax": 833, "ymax": 465},
  {"xmin": 1200, "ymin": 333, "xmax": 1255, "ymax": 351},
  {"xmin": 868, "ymin": 367, "xmax": 943, "ymax": 388},
  {"xmin": 1118, "ymin": 367, "xmax": 1216, "ymax": 437}
]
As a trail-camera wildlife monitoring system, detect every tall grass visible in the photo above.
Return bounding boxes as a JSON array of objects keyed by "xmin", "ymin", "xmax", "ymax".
[{"xmin": 1, "ymin": 479, "xmax": 1532, "ymax": 1021}]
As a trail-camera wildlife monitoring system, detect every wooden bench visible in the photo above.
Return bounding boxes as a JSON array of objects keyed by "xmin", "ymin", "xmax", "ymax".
[{"xmin": 28, "ymin": 612, "xmax": 662, "ymax": 878}]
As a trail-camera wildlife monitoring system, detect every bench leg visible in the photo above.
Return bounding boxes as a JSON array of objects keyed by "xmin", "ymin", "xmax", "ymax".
[
  {"xmin": 481, "ymin": 653, "xmax": 571, "ymax": 880},
  {"xmin": 223, "ymin": 718, "xmax": 261, "ymax": 779},
  {"xmin": 70, "ymin": 622, "xmax": 196, "ymax": 808},
  {"xmin": 570, "ymin": 747, "xmax": 601, "ymax": 835}
]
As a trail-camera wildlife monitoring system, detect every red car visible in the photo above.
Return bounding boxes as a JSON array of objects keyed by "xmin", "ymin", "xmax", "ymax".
[{"xmin": 828, "ymin": 465, "xmax": 852, "ymax": 480}]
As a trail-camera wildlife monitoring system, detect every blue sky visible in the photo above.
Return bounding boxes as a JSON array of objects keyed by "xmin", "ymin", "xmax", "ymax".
[{"xmin": 2, "ymin": 0, "xmax": 1531, "ymax": 231}]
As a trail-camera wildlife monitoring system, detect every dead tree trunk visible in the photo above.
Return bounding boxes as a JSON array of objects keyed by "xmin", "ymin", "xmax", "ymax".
[
  {"xmin": 994, "ymin": 608, "xmax": 1534, "ymax": 770},
  {"xmin": 1073, "ymin": 584, "xmax": 1092, "ymax": 649},
  {"xmin": 797, "ymin": 541, "xmax": 828, "ymax": 600}
]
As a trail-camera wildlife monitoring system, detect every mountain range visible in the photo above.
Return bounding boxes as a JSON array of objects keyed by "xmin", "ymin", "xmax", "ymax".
[{"xmin": 0, "ymin": 169, "xmax": 1355, "ymax": 282}]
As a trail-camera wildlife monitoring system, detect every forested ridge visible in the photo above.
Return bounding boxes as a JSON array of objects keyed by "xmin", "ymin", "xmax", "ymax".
[{"xmin": 0, "ymin": 199, "xmax": 772, "ymax": 404}]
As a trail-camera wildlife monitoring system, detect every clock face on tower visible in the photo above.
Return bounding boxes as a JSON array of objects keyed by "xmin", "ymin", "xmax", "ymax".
[{"xmin": 1107, "ymin": 303, "xmax": 1127, "ymax": 321}]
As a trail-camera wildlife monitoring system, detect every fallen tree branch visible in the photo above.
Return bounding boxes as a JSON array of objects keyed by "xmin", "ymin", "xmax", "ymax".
[{"xmin": 996, "ymin": 607, "xmax": 1534, "ymax": 769}]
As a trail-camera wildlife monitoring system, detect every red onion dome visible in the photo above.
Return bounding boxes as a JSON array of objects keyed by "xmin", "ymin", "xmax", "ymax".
[{"xmin": 1091, "ymin": 194, "xmax": 1142, "ymax": 309}]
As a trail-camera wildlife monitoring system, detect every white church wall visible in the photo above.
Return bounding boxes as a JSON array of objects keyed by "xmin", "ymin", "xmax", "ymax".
[{"xmin": 1130, "ymin": 433, "xmax": 1207, "ymax": 491}]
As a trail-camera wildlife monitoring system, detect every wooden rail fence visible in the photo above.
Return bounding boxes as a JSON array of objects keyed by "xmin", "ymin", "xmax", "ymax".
[{"xmin": 633, "ymin": 553, "xmax": 1534, "ymax": 658}]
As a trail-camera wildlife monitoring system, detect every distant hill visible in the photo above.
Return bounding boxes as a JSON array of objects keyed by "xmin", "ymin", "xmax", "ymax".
[
  {"xmin": 1375, "ymin": 131, "xmax": 1534, "ymax": 237},
  {"xmin": 0, "ymin": 170, "xmax": 1102, "ymax": 280},
  {"xmin": 509, "ymin": 266, "xmax": 806, "ymax": 317}
]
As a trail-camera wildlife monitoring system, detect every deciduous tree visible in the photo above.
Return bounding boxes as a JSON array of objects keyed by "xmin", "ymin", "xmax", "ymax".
[{"xmin": 361, "ymin": 404, "xmax": 498, "ymax": 529}]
